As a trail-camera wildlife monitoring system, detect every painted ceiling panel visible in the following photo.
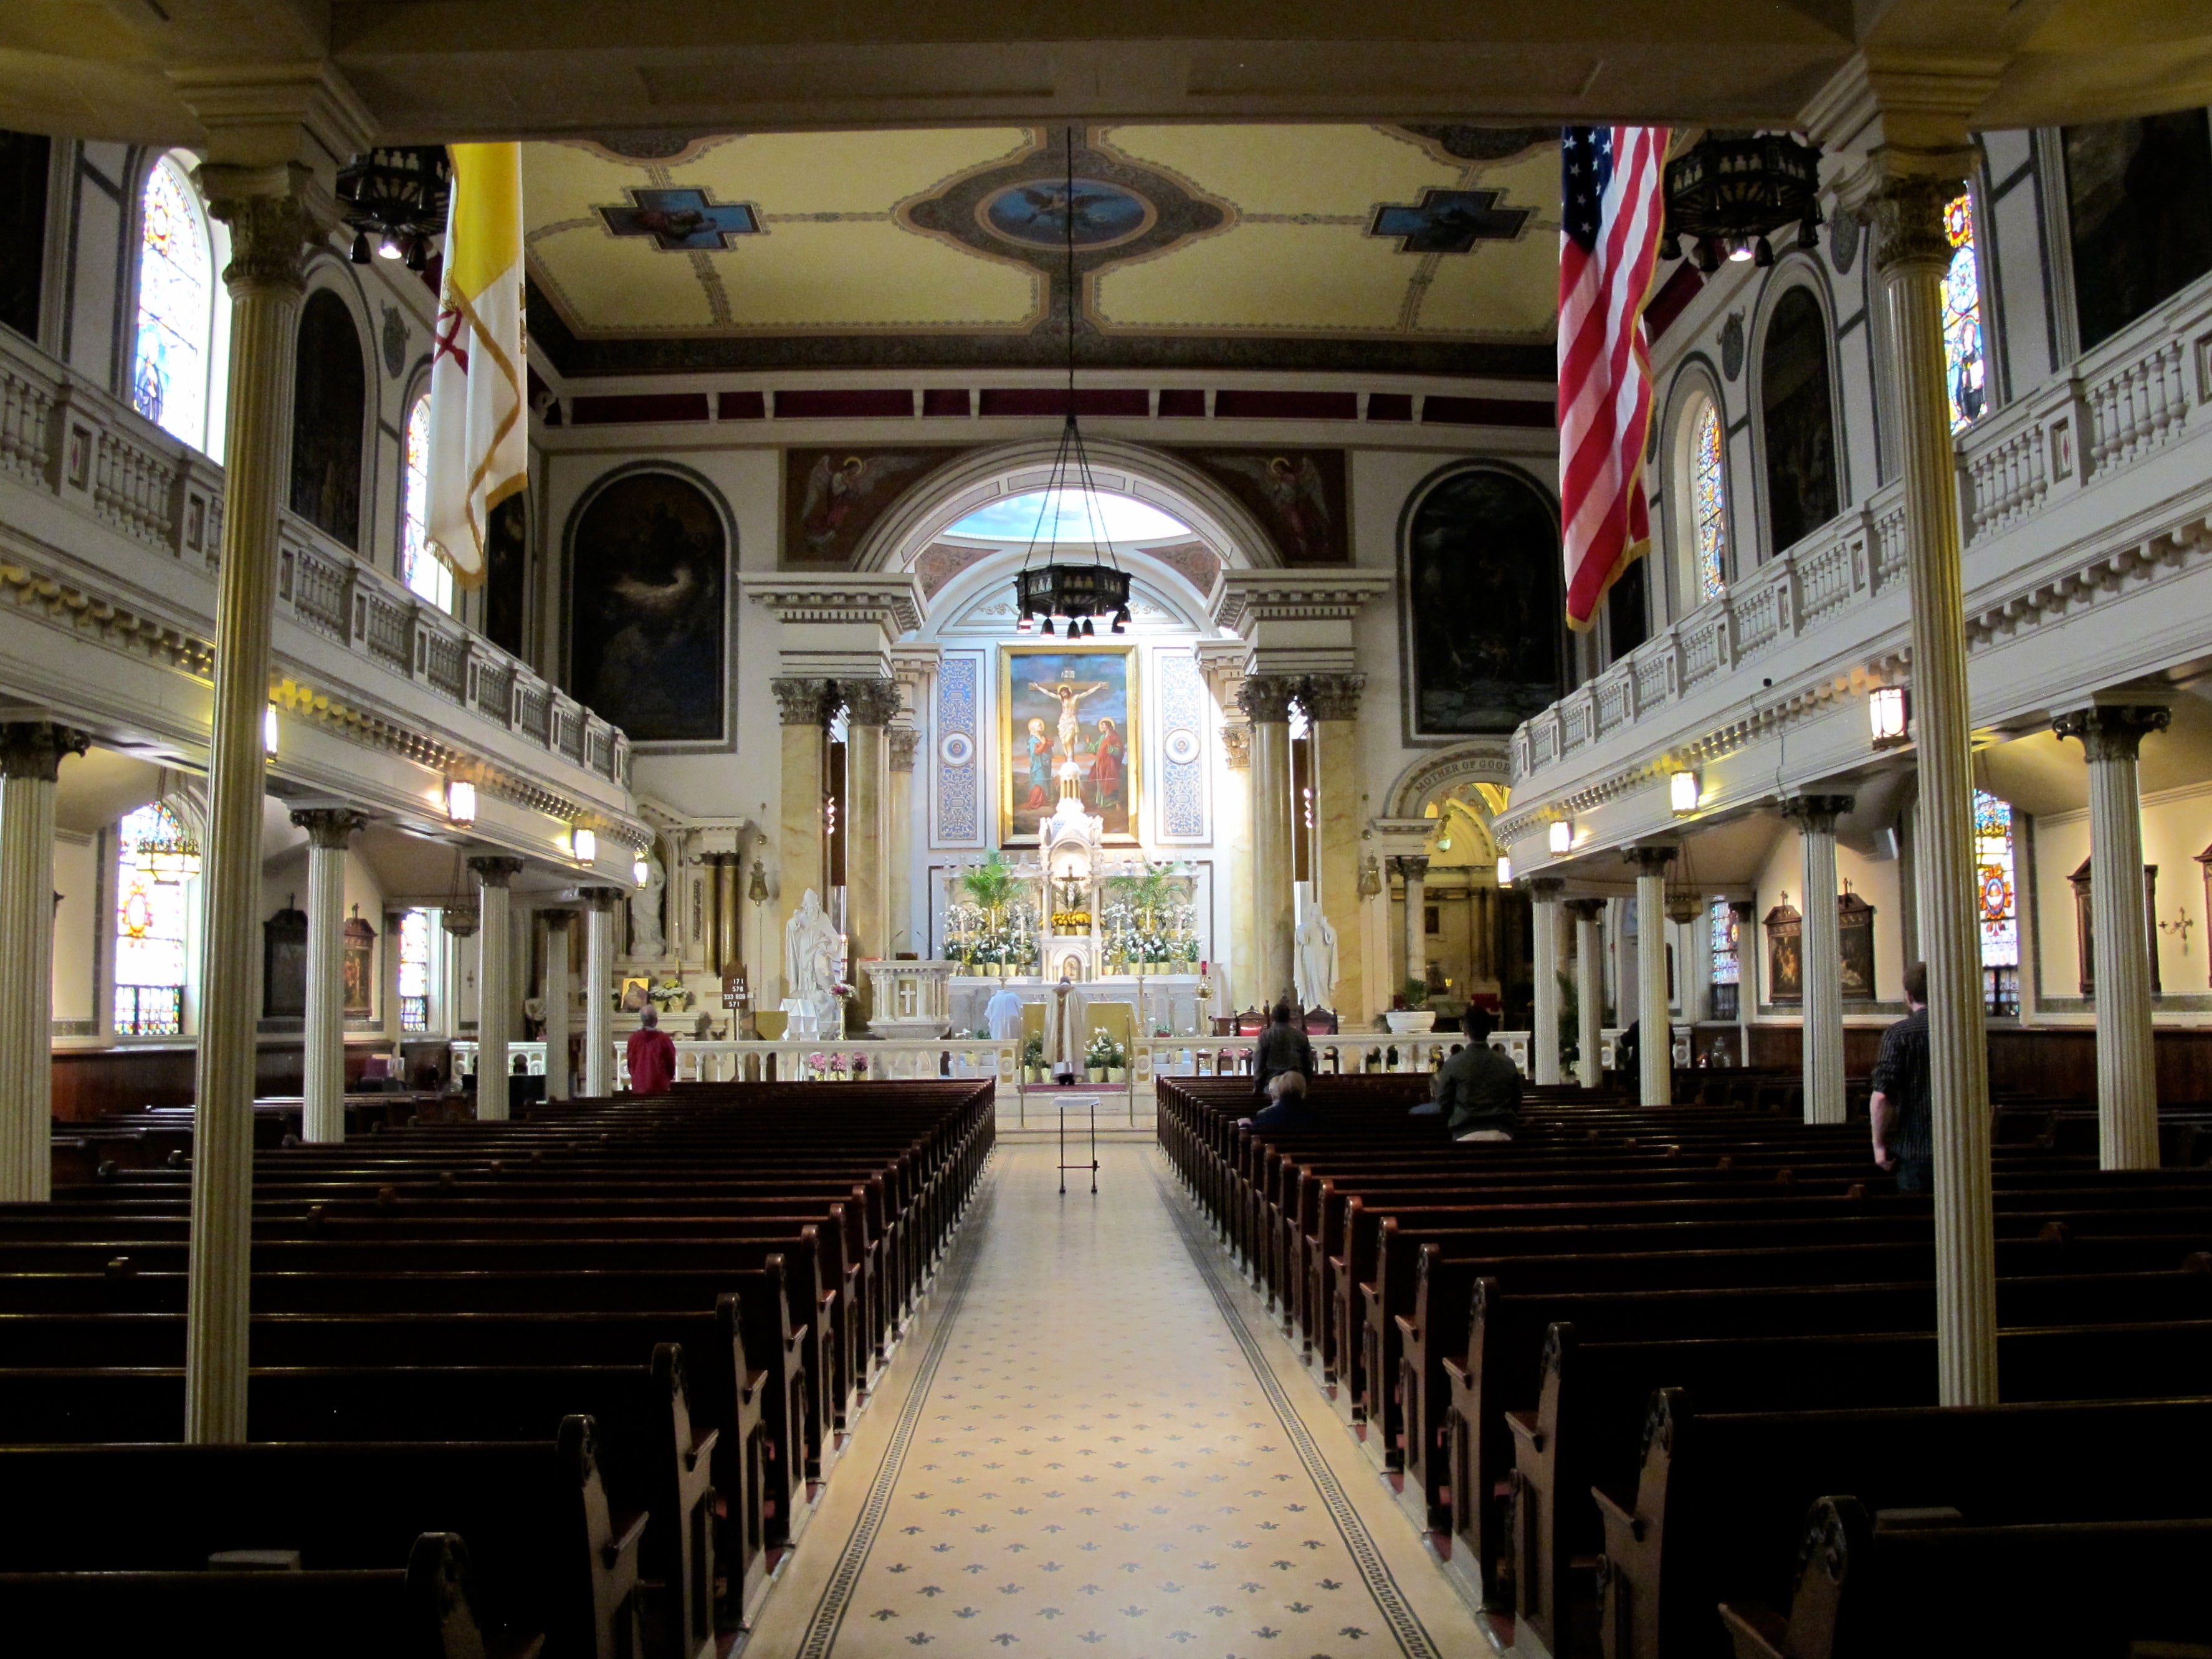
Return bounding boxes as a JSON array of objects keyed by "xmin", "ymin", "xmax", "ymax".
[
  {"xmin": 1102, "ymin": 122, "xmax": 1460, "ymax": 217},
  {"xmin": 1097, "ymin": 222, "xmax": 1421, "ymax": 335}
]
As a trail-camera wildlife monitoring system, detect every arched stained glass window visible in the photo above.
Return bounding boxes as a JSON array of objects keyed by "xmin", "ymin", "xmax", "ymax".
[
  {"xmin": 133, "ymin": 155, "xmax": 217, "ymax": 450},
  {"xmin": 398, "ymin": 908, "xmax": 434, "ymax": 1033},
  {"xmin": 1943, "ymin": 193, "xmax": 1986, "ymax": 431},
  {"xmin": 1974, "ymin": 788, "xmax": 2019, "ymax": 1016},
  {"xmin": 1709, "ymin": 897, "xmax": 1742, "ymax": 1021},
  {"xmin": 399, "ymin": 394, "xmax": 452, "ymax": 613},
  {"xmin": 115, "ymin": 801, "xmax": 194, "ymax": 1036},
  {"xmin": 1691, "ymin": 398, "xmax": 1728, "ymax": 601}
]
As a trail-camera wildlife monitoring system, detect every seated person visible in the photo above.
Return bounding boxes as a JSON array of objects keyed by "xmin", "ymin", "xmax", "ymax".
[
  {"xmin": 1251, "ymin": 1000, "xmax": 1316, "ymax": 1099},
  {"xmin": 1240, "ymin": 1069, "xmax": 1317, "ymax": 1132},
  {"xmin": 1409, "ymin": 1008, "xmax": 1521, "ymax": 1142}
]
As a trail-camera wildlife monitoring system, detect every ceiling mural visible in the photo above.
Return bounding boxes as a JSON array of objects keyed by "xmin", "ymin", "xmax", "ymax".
[{"xmin": 523, "ymin": 124, "xmax": 1559, "ymax": 378}]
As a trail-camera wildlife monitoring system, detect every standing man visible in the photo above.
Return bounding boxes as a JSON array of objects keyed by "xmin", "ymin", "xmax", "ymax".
[
  {"xmin": 626, "ymin": 1007, "xmax": 678, "ymax": 1096},
  {"xmin": 1252, "ymin": 1000, "xmax": 1315, "ymax": 1100},
  {"xmin": 1869, "ymin": 961, "xmax": 1932, "ymax": 1192}
]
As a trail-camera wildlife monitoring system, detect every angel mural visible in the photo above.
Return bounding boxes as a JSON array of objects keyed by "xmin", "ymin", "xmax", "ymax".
[
  {"xmin": 784, "ymin": 447, "xmax": 950, "ymax": 565},
  {"xmin": 1002, "ymin": 648, "xmax": 1136, "ymax": 841},
  {"xmin": 1187, "ymin": 449, "xmax": 1348, "ymax": 563}
]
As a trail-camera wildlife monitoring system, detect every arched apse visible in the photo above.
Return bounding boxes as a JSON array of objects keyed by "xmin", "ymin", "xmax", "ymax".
[
  {"xmin": 561, "ymin": 463, "xmax": 735, "ymax": 752},
  {"xmin": 1398, "ymin": 461, "xmax": 1565, "ymax": 741},
  {"xmin": 1754, "ymin": 271, "xmax": 1843, "ymax": 558}
]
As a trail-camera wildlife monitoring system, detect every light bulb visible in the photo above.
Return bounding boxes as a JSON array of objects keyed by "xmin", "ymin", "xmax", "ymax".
[
  {"xmin": 262, "ymin": 705, "xmax": 279, "ymax": 755},
  {"xmin": 1548, "ymin": 820, "xmax": 1573, "ymax": 856},
  {"xmin": 446, "ymin": 779, "xmax": 476, "ymax": 825},
  {"xmin": 571, "ymin": 828, "xmax": 597, "ymax": 865}
]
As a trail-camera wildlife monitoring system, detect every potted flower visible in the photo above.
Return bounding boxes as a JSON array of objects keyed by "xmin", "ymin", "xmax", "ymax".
[
  {"xmin": 851, "ymin": 1053, "xmax": 869, "ymax": 1078},
  {"xmin": 1021, "ymin": 1035, "xmax": 1046, "ymax": 1084},
  {"xmin": 1086, "ymin": 1028, "xmax": 1127, "ymax": 1084},
  {"xmin": 1385, "ymin": 978, "xmax": 1437, "ymax": 1035}
]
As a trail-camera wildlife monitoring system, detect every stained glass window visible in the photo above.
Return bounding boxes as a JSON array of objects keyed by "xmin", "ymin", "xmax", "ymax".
[
  {"xmin": 1943, "ymin": 192, "xmax": 1986, "ymax": 431},
  {"xmin": 399, "ymin": 394, "xmax": 452, "ymax": 613},
  {"xmin": 1974, "ymin": 788, "xmax": 2021, "ymax": 1016},
  {"xmin": 132, "ymin": 155, "xmax": 216, "ymax": 451},
  {"xmin": 115, "ymin": 801, "xmax": 191, "ymax": 1036},
  {"xmin": 1691, "ymin": 398, "xmax": 1728, "ymax": 600},
  {"xmin": 398, "ymin": 908, "xmax": 434, "ymax": 1033},
  {"xmin": 1709, "ymin": 896, "xmax": 1740, "ymax": 985}
]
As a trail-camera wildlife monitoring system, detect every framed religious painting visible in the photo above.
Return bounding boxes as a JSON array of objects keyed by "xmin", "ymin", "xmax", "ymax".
[
  {"xmin": 998, "ymin": 643, "xmax": 1140, "ymax": 845},
  {"xmin": 1764, "ymin": 899, "xmax": 1803, "ymax": 1005}
]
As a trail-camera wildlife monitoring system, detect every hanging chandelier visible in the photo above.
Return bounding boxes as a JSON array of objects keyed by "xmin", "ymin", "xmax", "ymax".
[
  {"xmin": 337, "ymin": 146, "xmax": 451, "ymax": 272},
  {"xmin": 1659, "ymin": 130, "xmax": 1823, "ymax": 272},
  {"xmin": 1012, "ymin": 127, "xmax": 1132, "ymax": 641}
]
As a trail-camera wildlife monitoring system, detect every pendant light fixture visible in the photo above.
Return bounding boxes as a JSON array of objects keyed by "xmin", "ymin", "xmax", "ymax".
[{"xmin": 1012, "ymin": 127, "xmax": 1132, "ymax": 640}]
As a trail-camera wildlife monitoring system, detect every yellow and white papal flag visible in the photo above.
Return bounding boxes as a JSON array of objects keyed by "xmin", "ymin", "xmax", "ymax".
[{"xmin": 426, "ymin": 143, "xmax": 526, "ymax": 586}]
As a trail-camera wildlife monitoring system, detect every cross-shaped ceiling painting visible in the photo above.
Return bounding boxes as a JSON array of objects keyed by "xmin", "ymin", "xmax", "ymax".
[{"xmin": 523, "ymin": 124, "xmax": 1560, "ymax": 378}]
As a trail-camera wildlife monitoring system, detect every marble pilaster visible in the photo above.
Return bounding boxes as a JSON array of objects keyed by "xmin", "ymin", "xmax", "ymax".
[
  {"xmin": 1624, "ymin": 847, "xmax": 1676, "ymax": 1106},
  {"xmin": 1240, "ymin": 675, "xmax": 1300, "ymax": 1010},
  {"xmin": 290, "ymin": 808, "xmax": 365, "ymax": 1144},
  {"xmin": 1304, "ymin": 673, "xmax": 1366, "ymax": 1020},
  {"xmin": 0, "ymin": 723, "xmax": 88, "ymax": 1202},
  {"xmin": 1785, "ymin": 795, "xmax": 1854, "ymax": 1126},
  {"xmin": 887, "ymin": 727, "xmax": 919, "ymax": 957},
  {"xmin": 842, "ymin": 677, "xmax": 901, "ymax": 1025},
  {"xmin": 580, "ymin": 886, "xmax": 624, "ymax": 1097},
  {"xmin": 541, "ymin": 908, "xmax": 574, "ymax": 1101},
  {"xmin": 1397, "ymin": 856, "xmax": 1429, "ymax": 1006},
  {"xmin": 1566, "ymin": 898, "xmax": 1606, "ymax": 1091},
  {"xmin": 773, "ymin": 677, "xmax": 836, "ymax": 1003},
  {"xmin": 1527, "ymin": 876, "xmax": 1565, "ymax": 1086},
  {"xmin": 469, "ymin": 857, "xmax": 525, "ymax": 1120}
]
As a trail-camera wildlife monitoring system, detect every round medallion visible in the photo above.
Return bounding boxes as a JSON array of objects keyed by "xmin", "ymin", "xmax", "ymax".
[
  {"xmin": 1165, "ymin": 727, "xmax": 1200, "ymax": 765},
  {"xmin": 940, "ymin": 732, "xmax": 975, "ymax": 768},
  {"xmin": 979, "ymin": 178, "xmax": 1156, "ymax": 250}
]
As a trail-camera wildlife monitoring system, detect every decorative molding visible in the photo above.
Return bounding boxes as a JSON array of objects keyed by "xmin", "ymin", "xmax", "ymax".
[
  {"xmin": 1236, "ymin": 675, "xmax": 1300, "ymax": 724},
  {"xmin": 887, "ymin": 728, "xmax": 920, "ymax": 772},
  {"xmin": 841, "ymin": 677, "xmax": 904, "ymax": 727},
  {"xmin": 1211, "ymin": 569, "xmax": 1390, "ymax": 634},
  {"xmin": 771, "ymin": 676, "xmax": 838, "ymax": 727},
  {"xmin": 741, "ymin": 573, "xmax": 925, "ymax": 634},
  {"xmin": 1299, "ymin": 672, "xmax": 1365, "ymax": 723},
  {"xmin": 1385, "ymin": 742, "xmax": 1512, "ymax": 819}
]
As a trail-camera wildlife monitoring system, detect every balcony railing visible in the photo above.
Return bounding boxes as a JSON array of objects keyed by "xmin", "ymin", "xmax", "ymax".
[{"xmin": 0, "ymin": 326, "xmax": 630, "ymax": 795}]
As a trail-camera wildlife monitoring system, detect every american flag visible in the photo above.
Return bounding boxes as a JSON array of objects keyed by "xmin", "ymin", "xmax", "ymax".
[{"xmin": 1558, "ymin": 125, "xmax": 1670, "ymax": 629}]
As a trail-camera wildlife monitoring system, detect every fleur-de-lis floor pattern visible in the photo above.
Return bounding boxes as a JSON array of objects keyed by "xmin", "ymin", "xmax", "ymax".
[{"xmin": 748, "ymin": 1141, "xmax": 1491, "ymax": 1659}]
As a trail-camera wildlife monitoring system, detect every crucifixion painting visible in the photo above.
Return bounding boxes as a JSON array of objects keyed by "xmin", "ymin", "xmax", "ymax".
[{"xmin": 1000, "ymin": 644, "xmax": 1138, "ymax": 843}]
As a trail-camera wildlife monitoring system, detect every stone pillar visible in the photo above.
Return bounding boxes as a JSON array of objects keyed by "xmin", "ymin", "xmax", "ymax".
[
  {"xmin": 1671, "ymin": 892, "xmax": 1712, "ymax": 1031},
  {"xmin": 469, "ymin": 857, "xmax": 525, "ymax": 1120},
  {"xmin": 540, "ymin": 909, "xmax": 574, "ymax": 1101},
  {"xmin": 772, "ymin": 677, "xmax": 835, "ymax": 1003},
  {"xmin": 290, "ymin": 808, "xmax": 365, "ymax": 1144},
  {"xmin": 1785, "ymin": 795, "xmax": 1854, "ymax": 1126},
  {"xmin": 186, "ymin": 173, "xmax": 322, "ymax": 1447},
  {"xmin": 0, "ymin": 722, "xmax": 88, "ymax": 1202},
  {"xmin": 1566, "ymin": 898, "xmax": 1605, "ymax": 1090},
  {"xmin": 580, "ymin": 887, "xmax": 622, "ymax": 1097},
  {"xmin": 1219, "ymin": 722, "xmax": 1254, "ymax": 1011},
  {"xmin": 887, "ymin": 729, "xmax": 919, "ymax": 957},
  {"xmin": 1305, "ymin": 673, "xmax": 1367, "ymax": 1020},
  {"xmin": 1872, "ymin": 173, "xmax": 1996, "ymax": 1405},
  {"xmin": 1240, "ymin": 676, "xmax": 1300, "ymax": 1008},
  {"xmin": 1398, "ymin": 856, "xmax": 1429, "ymax": 1006},
  {"xmin": 1624, "ymin": 847, "xmax": 1676, "ymax": 1106},
  {"xmin": 2053, "ymin": 704, "xmax": 2171, "ymax": 1169},
  {"xmin": 842, "ymin": 678, "xmax": 901, "ymax": 1023},
  {"xmin": 1527, "ymin": 877, "xmax": 1565, "ymax": 1085},
  {"xmin": 1732, "ymin": 900, "xmax": 1757, "ymax": 1064}
]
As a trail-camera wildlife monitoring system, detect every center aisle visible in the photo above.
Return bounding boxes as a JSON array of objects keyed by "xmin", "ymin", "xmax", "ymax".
[{"xmin": 748, "ymin": 1141, "xmax": 1491, "ymax": 1659}]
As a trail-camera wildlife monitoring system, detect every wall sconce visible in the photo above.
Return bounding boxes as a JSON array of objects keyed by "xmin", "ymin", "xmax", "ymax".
[
  {"xmin": 632, "ymin": 849, "xmax": 651, "ymax": 887},
  {"xmin": 446, "ymin": 779, "xmax": 476, "ymax": 826},
  {"xmin": 571, "ymin": 827, "xmax": 598, "ymax": 866},
  {"xmin": 1869, "ymin": 685, "xmax": 1910, "ymax": 748},
  {"xmin": 1548, "ymin": 820, "xmax": 1573, "ymax": 857},
  {"xmin": 1669, "ymin": 768, "xmax": 1701, "ymax": 815},
  {"xmin": 1495, "ymin": 853, "xmax": 1513, "ymax": 886},
  {"xmin": 262, "ymin": 705, "xmax": 280, "ymax": 755}
]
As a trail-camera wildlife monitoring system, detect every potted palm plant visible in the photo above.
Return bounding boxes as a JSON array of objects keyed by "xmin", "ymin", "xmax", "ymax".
[
  {"xmin": 960, "ymin": 851, "xmax": 1019, "ymax": 977},
  {"xmin": 1021, "ymin": 1034, "xmax": 1046, "ymax": 1084},
  {"xmin": 1385, "ymin": 977, "xmax": 1437, "ymax": 1035}
]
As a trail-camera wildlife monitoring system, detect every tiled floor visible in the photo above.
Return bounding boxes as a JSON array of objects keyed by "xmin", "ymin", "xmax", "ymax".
[{"xmin": 745, "ymin": 1141, "xmax": 1492, "ymax": 1659}]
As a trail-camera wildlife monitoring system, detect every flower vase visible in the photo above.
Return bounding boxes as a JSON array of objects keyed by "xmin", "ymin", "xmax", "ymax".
[{"xmin": 1108, "ymin": 1066, "xmax": 1127, "ymax": 1084}]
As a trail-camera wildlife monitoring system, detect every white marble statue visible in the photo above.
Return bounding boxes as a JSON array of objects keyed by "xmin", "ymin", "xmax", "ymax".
[
  {"xmin": 783, "ymin": 887, "xmax": 842, "ymax": 1018},
  {"xmin": 629, "ymin": 846, "xmax": 667, "ymax": 959},
  {"xmin": 1295, "ymin": 904, "xmax": 1339, "ymax": 1011}
]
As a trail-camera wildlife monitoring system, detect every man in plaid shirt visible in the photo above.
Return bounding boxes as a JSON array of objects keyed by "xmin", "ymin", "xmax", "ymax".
[{"xmin": 1868, "ymin": 960, "xmax": 1933, "ymax": 1193}]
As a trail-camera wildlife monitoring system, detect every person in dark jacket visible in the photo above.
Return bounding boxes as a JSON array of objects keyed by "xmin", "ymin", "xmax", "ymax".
[
  {"xmin": 1869, "ymin": 961, "xmax": 1933, "ymax": 1193},
  {"xmin": 1251, "ymin": 1000, "xmax": 1315, "ymax": 1099},
  {"xmin": 1243, "ymin": 1069, "xmax": 1318, "ymax": 1131},
  {"xmin": 1410, "ymin": 1007, "xmax": 1522, "ymax": 1140}
]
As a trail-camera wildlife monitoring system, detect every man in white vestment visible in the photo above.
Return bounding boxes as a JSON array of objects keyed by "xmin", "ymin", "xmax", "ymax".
[{"xmin": 984, "ymin": 985, "xmax": 1026, "ymax": 1041}]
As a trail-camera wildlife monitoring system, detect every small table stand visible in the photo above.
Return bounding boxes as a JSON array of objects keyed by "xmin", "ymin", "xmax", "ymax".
[{"xmin": 1057, "ymin": 1094, "xmax": 1099, "ymax": 1195}]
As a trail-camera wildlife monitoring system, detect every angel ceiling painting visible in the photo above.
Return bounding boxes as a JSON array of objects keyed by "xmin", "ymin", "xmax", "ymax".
[
  {"xmin": 1180, "ymin": 447, "xmax": 1348, "ymax": 563},
  {"xmin": 1000, "ymin": 644, "xmax": 1138, "ymax": 844},
  {"xmin": 783, "ymin": 446, "xmax": 966, "ymax": 565}
]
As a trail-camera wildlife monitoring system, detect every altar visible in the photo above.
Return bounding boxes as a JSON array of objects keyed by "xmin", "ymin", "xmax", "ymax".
[{"xmin": 948, "ymin": 973, "xmax": 1205, "ymax": 1041}]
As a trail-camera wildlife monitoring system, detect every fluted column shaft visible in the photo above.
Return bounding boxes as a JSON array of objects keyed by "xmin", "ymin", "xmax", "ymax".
[
  {"xmin": 1527, "ymin": 877, "xmax": 1565, "ymax": 1085},
  {"xmin": 1398, "ymin": 856, "xmax": 1429, "ymax": 1007},
  {"xmin": 1240, "ymin": 676, "xmax": 1299, "ymax": 1008},
  {"xmin": 0, "ymin": 724, "xmax": 88, "ymax": 1202},
  {"xmin": 1874, "ymin": 174, "xmax": 1996, "ymax": 1405},
  {"xmin": 2055, "ymin": 705, "xmax": 2170, "ymax": 1169},
  {"xmin": 887, "ymin": 730, "xmax": 918, "ymax": 956},
  {"xmin": 581, "ymin": 887, "xmax": 622, "ymax": 1097},
  {"xmin": 1218, "ymin": 723, "xmax": 1254, "ymax": 1010},
  {"xmin": 773, "ymin": 678, "xmax": 834, "ymax": 1003},
  {"xmin": 186, "ymin": 176, "xmax": 318, "ymax": 1446},
  {"xmin": 1567, "ymin": 899, "xmax": 1604, "ymax": 1090},
  {"xmin": 842, "ymin": 679, "xmax": 899, "ymax": 1023},
  {"xmin": 470, "ymin": 858, "xmax": 525, "ymax": 1120},
  {"xmin": 541, "ymin": 909, "xmax": 573, "ymax": 1101},
  {"xmin": 1305, "ymin": 674, "xmax": 1366, "ymax": 1019},
  {"xmin": 1787, "ymin": 796, "xmax": 1854, "ymax": 1125},
  {"xmin": 292, "ymin": 809, "xmax": 365, "ymax": 1144},
  {"xmin": 1624, "ymin": 848, "xmax": 1674, "ymax": 1105}
]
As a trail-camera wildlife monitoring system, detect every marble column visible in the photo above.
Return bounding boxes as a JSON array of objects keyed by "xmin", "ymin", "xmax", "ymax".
[
  {"xmin": 1566, "ymin": 898, "xmax": 1605, "ymax": 1090},
  {"xmin": 541, "ymin": 908, "xmax": 574, "ymax": 1101},
  {"xmin": 469, "ymin": 857, "xmax": 525, "ymax": 1120},
  {"xmin": 773, "ymin": 677, "xmax": 834, "ymax": 1003},
  {"xmin": 708, "ymin": 853, "xmax": 740, "ymax": 975},
  {"xmin": 186, "ymin": 173, "xmax": 320, "ymax": 1446},
  {"xmin": 580, "ymin": 886, "xmax": 623, "ymax": 1097},
  {"xmin": 1219, "ymin": 722, "xmax": 1254, "ymax": 1013},
  {"xmin": 1239, "ymin": 676, "xmax": 1300, "ymax": 1009},
  {"xmin": 0, "ymin": 722, "xmax": 88, "ymax": 1202},
  {"xmin": 1671, "ymin": 894, "xmax": 1713, "ymax": 1029},
  {"xmin": 2053, "ymin": 704, "xmax": 2171, "ymax": 1169},
  {"xmin": 842, "ymin": 678, "xmax": 901, "ymax": 1023},
  {"xmin": 1623, "ymin": 847, "xmax": 1676, "ymax": 1106},
  {"xmin": 1527, "ymin": 877, "xmax": 1565, "ymax": 1085},
  {"xmin": 1872, "ymin": 173, "xmax": 1996, "ymax": 1405},
  {"xmin": 290, "ymin": 808, "xmax": 365, "ymax": 1144},
  {"xmin": 1732, "ymin": 901, "xmax": 1757, "ymax": 1063},
  {"xmin": 887, "ymin": 729, "xmax": 919, "ymax": 957},
  {"xmin": 1305, "ymin": 674, "xmax": 1367, "ymax": 1020},
  {"xmin": 1785, "ymin": 795, "xmax": 1854, "ymax": 1126},
  {"xmin": 1397, "ymin": 857, "xmax": 1429, "ymax": 1006}
]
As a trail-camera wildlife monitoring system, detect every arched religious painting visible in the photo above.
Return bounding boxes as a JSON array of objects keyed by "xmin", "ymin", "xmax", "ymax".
[
  {"xmin": 288, "ymin": 289, "xmax": 365, "ymax": 548},
  {"xmin": 1402, "ymin": 466, "xmax": 1564, "ymax": 737},
  {"xmin": 566, "ymin": 469, "xmax": 730, "ymax": 747},
  {"xmin": 1760, "ymin": 286, "xmax": 1840, "ymax": 555}
]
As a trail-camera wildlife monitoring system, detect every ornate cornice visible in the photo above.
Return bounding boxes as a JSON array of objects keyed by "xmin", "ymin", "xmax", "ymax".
[
  {"xmin": 741, "ymin": 573, "xmax": 924, "ymax": 634},
  {"xmin": 1211, "ymin": 570, "xmax": 1389, "ymax": 635}
]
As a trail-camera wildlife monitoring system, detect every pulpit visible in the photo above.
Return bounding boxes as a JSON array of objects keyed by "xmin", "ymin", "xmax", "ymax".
[{"xmin": 860, "ymin": 958, "xmax": 956, "ymax": 1038}]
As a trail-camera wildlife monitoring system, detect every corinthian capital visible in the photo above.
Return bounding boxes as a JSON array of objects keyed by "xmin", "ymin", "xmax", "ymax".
[
  {"xmin": 1867, "ymin": 176, "xmax": 1961, "ymax": 277},
  {"xmin": 196, "ymin": 164, "xmax": 331, "ymax": 295},
  {"xmin": 840, "ymin": 677, "xmax": 904, "ymax": 729},
  {"xmin": 1300, "ymin": 673, "xmax": 1365, "ymax": 723},
  {"xmin": 2052, "ymin": 704, "xmax": 2172, "ymax": 765},
  {"xmin": 0, "ymin": 722, "xmax": 91, "ymax": 782},
  {"xmin": 1236, "ymin": 674, "xmax": 1300, "ymax": 724},
  {"xmin": 771, "ymin": 677, "xmax": 837, "ymax": 728}
]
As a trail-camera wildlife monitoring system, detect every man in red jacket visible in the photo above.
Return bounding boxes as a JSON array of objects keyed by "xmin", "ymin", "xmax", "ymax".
[{"xmin": 625, "ymin": 1008, "xmax": 677, "ymax": 1095}]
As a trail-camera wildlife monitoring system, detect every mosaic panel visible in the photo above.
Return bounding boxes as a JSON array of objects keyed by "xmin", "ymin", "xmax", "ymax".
[
  {"xmin": 1155, "ymin": 646, "xmax": 1208, "ymax": 841},
  {"xmin": 935, "ymin": 651, "xmax": 983, "ymax": 846}
]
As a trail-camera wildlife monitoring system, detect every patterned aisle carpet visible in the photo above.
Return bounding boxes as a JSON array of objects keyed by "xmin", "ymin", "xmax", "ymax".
[{"xmin": 745, "ymin": 1141, "xmax": 1490, "ymax": 1659}]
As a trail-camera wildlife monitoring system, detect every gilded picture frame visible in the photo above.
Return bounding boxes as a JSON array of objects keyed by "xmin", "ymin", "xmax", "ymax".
[{"xmin": 998, "ymin": 643, "xmax": 1140, "ymax": 845}]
